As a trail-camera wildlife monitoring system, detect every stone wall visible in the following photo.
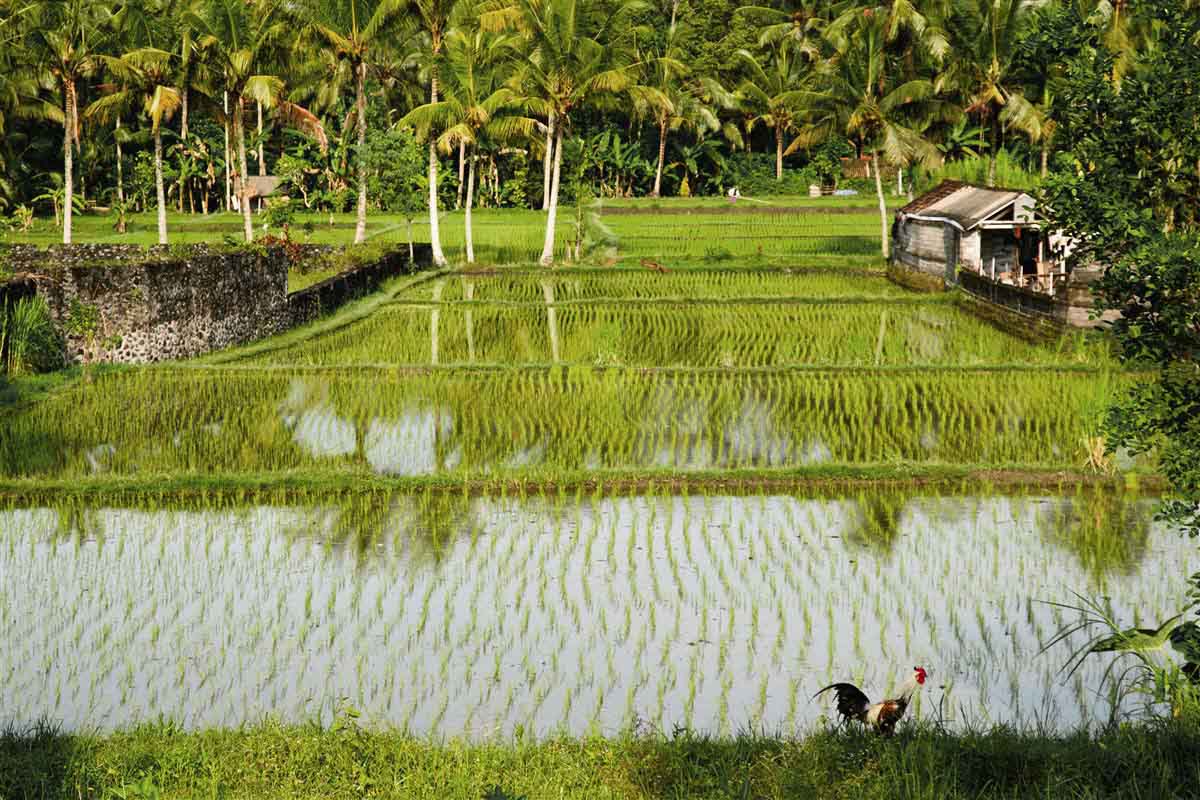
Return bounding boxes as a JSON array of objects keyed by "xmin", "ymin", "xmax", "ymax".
[
  {"xmin": 289, "ymin": 244, "xmax": 432, "ymax": 325},
  {"xmin": 2, "ymin": 243, "xmax": 428, "ymax": 364}
]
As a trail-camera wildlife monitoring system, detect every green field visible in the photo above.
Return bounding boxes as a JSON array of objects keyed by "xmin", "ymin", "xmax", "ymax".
[
  {"xmin": 4, "ymin": 202, "xmax": 891, "ymax": 270},
  {"xmin": 2, "ymin": 198, "xmax": 1185, "ymax": 800}
]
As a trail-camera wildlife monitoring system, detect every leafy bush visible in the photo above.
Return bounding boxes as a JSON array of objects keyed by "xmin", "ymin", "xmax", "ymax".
[
  {"xmin": 720, "ymin": 153, "xmax": 816, "ymax": 196},
  {"xmin": 914, "ymin": 150, "xmax": 1040, "ymax": 194},
  {"xmin": 262, "ymin": 198, "xmax": 296, "ymax": 237},
  {"xmin": 1, "ymin": 296, "xmax": 63, "ymax": 376}
]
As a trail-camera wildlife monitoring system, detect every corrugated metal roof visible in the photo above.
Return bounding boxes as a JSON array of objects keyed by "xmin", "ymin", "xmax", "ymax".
[
  {"xmin": 901, "ymin": 181, "xmax": 1034, "ymax": 230},
  {"xmin": 898, "ymin": 180, "xmax": 967, "ymax": 214}
]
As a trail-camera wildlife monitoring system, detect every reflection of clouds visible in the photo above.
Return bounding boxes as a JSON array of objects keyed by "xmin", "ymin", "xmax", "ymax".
[
  {"xmin": 287, "ymin": 407, "xmax": 357, "ymax": 458},
  {"xmin": 365, "ymin": 412, "xmax": 456, "ymax": 476},
  {"xmin": 278, "ymin": 378, "xmax": 457, "ymax": 471},
  {"xmin": 798, "ymin": 438, "xmax": 832, "ymax": 465},
  {"xmin": 84, "ymin": 444, "xmax": 117, "ymax": 473},
  {"xmin": 279, "ymin": 380, "xmax": 356, "ymax": 458},
  {"xmin": 505, "ymin": 440, "xmax": 545, "ymax": 468},
  {"xmin": 724, "ymin": 396, "xmax": 794, "ymax": 467}
]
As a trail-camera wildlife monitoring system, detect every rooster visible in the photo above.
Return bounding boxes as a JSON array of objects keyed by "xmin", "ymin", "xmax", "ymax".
[{"xmin": 813, "ymin": 666, "xmax": 927, "ymax": 736}]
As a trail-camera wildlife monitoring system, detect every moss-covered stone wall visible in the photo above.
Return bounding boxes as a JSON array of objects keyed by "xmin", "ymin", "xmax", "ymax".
[{"xmin": 2, "ymin": 243, "xmax": 427, "ymax": 364}]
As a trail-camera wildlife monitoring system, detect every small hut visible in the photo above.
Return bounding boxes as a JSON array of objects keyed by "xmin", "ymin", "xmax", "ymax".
[
  {"xmin": 232, "ymin": 176, "xmax": 283, "ymax": 211},
  {"xmin": 891, "ymin": 181, "xmax": 1060, "ymax": 289}
]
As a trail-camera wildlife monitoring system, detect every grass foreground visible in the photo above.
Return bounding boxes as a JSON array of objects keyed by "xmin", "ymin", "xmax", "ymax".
[{"xmin": 4, "ymin": 718, "xmax": 1200, "ymax": 799}]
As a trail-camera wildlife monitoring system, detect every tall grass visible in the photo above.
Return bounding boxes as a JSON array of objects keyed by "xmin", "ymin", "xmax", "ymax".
[
  {"xmin": 916, "ymin": 151, "xmax": 1041, "ymax": 193},
  {"xmin": 1, "ymin": 296, "xmax": 62, "ymax": 376}
]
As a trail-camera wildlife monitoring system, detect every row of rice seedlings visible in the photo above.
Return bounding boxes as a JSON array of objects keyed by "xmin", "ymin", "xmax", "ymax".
[
  {"xmin": 616, "ymin": 235, "xmax": 881, "ymax": 259},
  {"xmin": 601, "ymin": 212, "xmax": 883, "ymax": 239},
  {"xmin": 423, "ymin": 269, "xmax": 907, "ymax": 304},
  {"xmin": 1, "ymin": 487, "xmax": 1191, "ymax": 736},
  {"xmin": 0, "ymin": 366, "xmax": 1122, "ymax": 479},
  {"xmin": 250, "ymin": 302, "xmax": 1107, "ymax": 369}
]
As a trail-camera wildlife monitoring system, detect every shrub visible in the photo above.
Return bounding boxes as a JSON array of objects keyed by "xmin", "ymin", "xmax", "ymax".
[
  {"xmin": 720, "ymin": 153, "xmax": 816, "ymax": 196},
  {"xmin": 0, "ymin": 296, "xmax": 63, "ymax": 376}
]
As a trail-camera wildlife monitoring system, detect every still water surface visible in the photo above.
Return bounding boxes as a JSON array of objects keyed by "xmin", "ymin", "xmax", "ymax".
[{"xmin": 2, "ymin": 492, "xmax": 1190, "ymax": 736}]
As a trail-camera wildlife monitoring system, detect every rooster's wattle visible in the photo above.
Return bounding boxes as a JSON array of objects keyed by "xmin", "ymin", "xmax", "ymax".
[{"xmin": 813, "ymin": 666, "xmax": 927, "ymax": 736}]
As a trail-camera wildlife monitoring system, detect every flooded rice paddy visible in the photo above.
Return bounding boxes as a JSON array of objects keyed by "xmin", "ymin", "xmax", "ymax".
[
  {"xmin": 2, "ymin": 490, "xmax": 1191, "ymax": 735},
  {"xmin": 0, "ymin": 260, "xmax": 1174, "ymax": 738}
]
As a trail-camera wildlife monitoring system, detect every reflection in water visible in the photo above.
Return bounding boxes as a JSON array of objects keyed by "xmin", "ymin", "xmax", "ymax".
[
  {"xmin": 1, "ymin": 492, "xmax": 1194, "ymax": 737},
  {"xmin": 1035, "ymin": 490, "xmax": 1154, "ymax": 580},
  {"xmin": 1, "ymin": 369, "xmax": 1118, "ymax": 480},
  {"xmin": 843, "ymin": 494, "xmax": 905, "ymax": 554}
]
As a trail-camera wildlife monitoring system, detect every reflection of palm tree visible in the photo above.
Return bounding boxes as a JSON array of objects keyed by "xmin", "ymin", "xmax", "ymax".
[
  {"xmin": 844, "ymin": 493, "xmax": 905, "ymax": 554},
  {"xmin": 1037, "ymin": 491, "xmax": 1152, "ymax": 580},
  {"xmin": 405, "ymin": 490, "xmax": 477, "ymax": 566},
  {"xmin": 55, "ymin": 500, "xmax": 102, "ymax": 539},
  {"xmin": 329, "ymin": 490, "xmax": 396, "ymax": 559}
]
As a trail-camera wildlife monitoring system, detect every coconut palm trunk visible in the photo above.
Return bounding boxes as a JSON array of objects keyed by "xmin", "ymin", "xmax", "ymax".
[
  {"xmin": 181, "ymin": 87, "xmax": 188, "ymax": 139},
  {"xmin": 115, "ymin": 119, "xmax": 124, "ymax": 204},
  {"xmin": 541, "ymin": 111, "xmax": 554, "ymax": 210},
  {"xmin": 987, "ymin": 116, "xmax": 999, "ymax": 187},
  {"xmin": 775, "ymin": 125, "xmax": 783, "ymax": 181},
  {"xmin": 540, "ymin": 126, "xmax": 564, "ymax": 265},
  {"xmin": 223, "ymin": 91, "xmax": 232, "ymax": 212},
  {"xmin": 652, "ymin": 118, "xmax": 667, "ymax": 197},
  {"xmin": 465, "ymin": 149, "xmax": 475, "ymax": 263},
  {"xmin": 63, "ymin": 79, "xmax": 76, "ymax": 244},
  {"xmin": 235, "ymin": 99, "xmax": 253, "ymax": 242},
  {"xmin": 428, "ymin": 73, "xmax": 446, "ymax": 266},
  {"xmin": 456, "ymin": 140, "xmax": 465, "ymax": 209},
  {"xmin": 873, "ymin": 149, "xmax": 889, "ymax": 259},
  {"xmin": 354, "ymin": 61, "xmax": 368, "ymax": 245},
  {"xmin": 154, "ymin": 124, "xmax": 168, "ymax": 244},
  {"xmin": 257, "ymin": 100, "xmax": 265, "ymax": 177}
]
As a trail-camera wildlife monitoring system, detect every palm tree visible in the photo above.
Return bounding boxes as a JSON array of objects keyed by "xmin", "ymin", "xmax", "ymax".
[
  {"xmin": 25, "ymin": 0, "xmax": 111, "ymax": 244},
  {"xmin": 405, "ymin": 0, "xmax": 459, "ymax": 267},
  {"xmin": 188, "ymin": 0, "xmax": 285, "ymax": 241},
  {"xmin": 791, "ymin": 11, "xmax": 945, "ymax": 258},
  {"xmin": 504, "ymin": 0, "xmax": 656, "ymax": 265},
  {"xmin": 637, "ymin": 24, "xmax": 724, "ymax": 199},
  {"xmin": 401, "ymin": 27, "xmax": 535, "ymax": 263},
  {"xmin": 300, "ymin": 0, "xmax": 404, "ymax": 244},
  {"xmin": 735, "ymin": 41, "xmax": 813, "ymax": 181},
  {"xmin": 735, "ymin": 0, "xmax": 828, "ymax": 56},
  {"xmin": 88, "ymin": 48, "xmax": 180, "ymax": 244},
  {"xmin": 938, "ymin": 0, "xmax": 1040, "ymax": 186},
  {"xmin": 825, "ymin": 0, "xmax": 953, "ymax": 68},
  {"xmin": 190, "ymin": 0, "xmax": 324, "ymax": 242}
]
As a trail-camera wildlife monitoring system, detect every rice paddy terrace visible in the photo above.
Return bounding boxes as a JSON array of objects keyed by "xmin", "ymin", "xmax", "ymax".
[{"xmin": 2, "ymin": 204, "xmax": 1190, "ymax": 741}]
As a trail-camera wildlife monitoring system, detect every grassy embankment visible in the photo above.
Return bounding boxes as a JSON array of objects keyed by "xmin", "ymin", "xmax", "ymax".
[{"xmin": 4, "ymin": 718, "xmax": 1200, "ymax": 799}]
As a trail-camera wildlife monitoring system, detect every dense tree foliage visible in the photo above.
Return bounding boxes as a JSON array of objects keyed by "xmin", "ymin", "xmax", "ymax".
[
  {"xmin": 0, "ymin": 0, "xmax": 1194, "ymax": 257},
  {"xmin": 1038, "ymin": 0, "xmax": 1200, "ymax": 677}
]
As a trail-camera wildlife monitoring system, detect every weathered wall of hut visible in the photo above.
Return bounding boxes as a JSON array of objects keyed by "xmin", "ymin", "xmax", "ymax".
[
  {"xmin": 959, "ymin": 231, "xmax": 982, "ymax": 270},
  {"xmin": 3, "ymin": 243, "xmax": 428, "ymax": 364},
  {"xmin": 891, "ymin": 218, "xmax": 955, "ymax": 280}
]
